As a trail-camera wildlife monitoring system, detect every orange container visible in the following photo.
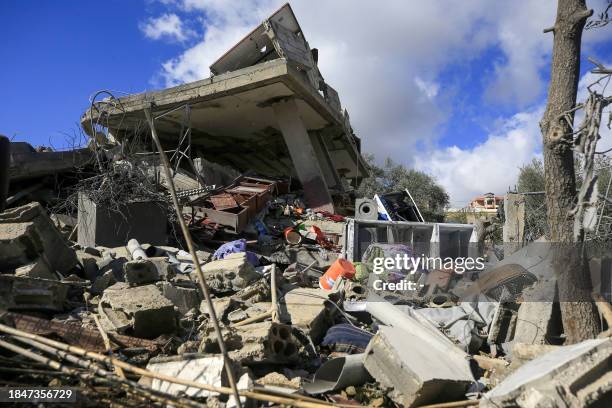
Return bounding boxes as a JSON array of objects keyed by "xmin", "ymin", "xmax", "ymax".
[{"xmin": 319, "ymin": 258, "xmax": 356, "ymax": 290}]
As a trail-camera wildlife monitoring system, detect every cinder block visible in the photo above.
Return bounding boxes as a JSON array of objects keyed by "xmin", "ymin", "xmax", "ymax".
[
  {"xmin": 124, "ymin": 259, "xmax": 159, "ymax": 286},
  {"xmin": 100, "ymin": 283, "xmax": 176, "ymax": 338},
  {"xmin": 230, "ymin": 321, "xmax": 299, "ymax": 365},
  {"xmin": 158, "ymin": 281, "xmax": 201, "ymax": 315},
  {"xmin": 197, "ymin": 253, "xmax": 261, "ymax": 293}
]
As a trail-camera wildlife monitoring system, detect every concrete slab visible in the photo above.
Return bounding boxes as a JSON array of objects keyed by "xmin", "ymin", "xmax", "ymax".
[
  {"xmin": 77, "ymin": 193, "xmax": 167, "ymax": 248},
  {"xmin": 100, "ymin": 283, "xmax": 176, "ymax": 338},
  {"xmin": 0, "ymin": 202, "xmax": 78, "ymax": 274},
  {"xmin": 363, "ymin": 325, "xmax": 474, "ymax": 407},
  {"xmin": 482, "ymin": 338, "xmax": 612, "ymax": 408},
  {"xmin": 124, "ymin": 259, "xmax": 160, "ymax": 286},
  {"xmin": 8, "ymin": 142, "xmax": 92, "ymax": 182}
]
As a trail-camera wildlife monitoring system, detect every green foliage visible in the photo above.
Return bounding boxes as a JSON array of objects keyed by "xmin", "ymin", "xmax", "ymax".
[
  {"xmin": 445, "ymin": 210, "xmax": 468, "ymax": 224},
  {"xmin": 517, "ymin": 158, "xmax": 545, "ymax": 193},
  {"xmin": 356, "ymin": 154, "xmax": 449, "ymax": 222},
  {"xmin": 518, "ymin": 156, "xmax": 611, "ymax": 194}
]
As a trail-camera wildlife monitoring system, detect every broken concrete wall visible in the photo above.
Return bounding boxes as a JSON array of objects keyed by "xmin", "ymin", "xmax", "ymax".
[
  {"xmin": 503, "ymin": 193, "xmax": 526, "ymax": 256},
  {"xmin": 0, "ymin": 202, "xmax": 78, "ymax": 274},
  {"xmin": 99, "ymin": 283, "xmax": 176, "ymax": 338},
  {"xmin": 78, "ymin": 193, "xmax": 167, "ymax": 248},
  {"xmin": 482, "ymin": 338, "xmax": 612, "ymax": 408},
  {"xmin": 363, "ymin": 325, "xmax": 474, "ymax": 407},
  {"xmin": 8, "ymin": 141, "xmax": 93, "ymax": 182},
  {"xmin": 0, "ymin": 275, "xmax": 69, "ymax": 312}
]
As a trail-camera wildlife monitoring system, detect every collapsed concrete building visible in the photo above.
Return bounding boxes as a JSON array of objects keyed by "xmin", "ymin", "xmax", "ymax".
[{"xmin": 81, "ymin": 4, "xmax": 368, "ymax": 214}]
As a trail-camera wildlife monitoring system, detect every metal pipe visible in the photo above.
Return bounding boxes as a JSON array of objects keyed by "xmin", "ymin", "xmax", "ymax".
[
  {"xmin": 126, "ymin": 238, "xmax": 147, "ymax": 260},
  {"xmin": 144, "ymin": 106, "xmax": 242, "ymax": 408},
  {"xmin": 9, "ymin": 336, "xmax": 202, "ymax": 408},
  {"xmin": 0, "ymin": 322, "xmax": 335, "ymax": 408}
]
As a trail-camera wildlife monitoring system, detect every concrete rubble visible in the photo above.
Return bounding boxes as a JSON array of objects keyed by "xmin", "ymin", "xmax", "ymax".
[
  {"xmin": 0, "ymin": 202, "xmax": 78, "ymax": 275},
  {"xmin": 1, "ymin": 3, "xmax": 611, "ymax": 408},
  {"xmin": 199, "ymin": 252, "xmax": 262, "ymax": 293},
  {"xmin": 482, "ymin": 339, "xmax": 612, "ymax": 408},
  {"xmin": 364, "ymin": 325, "xmax": 474, "ymax": 407},
  {"xmin": 99, "ymin": 283, "xmax": 177, "ymax": 338}
]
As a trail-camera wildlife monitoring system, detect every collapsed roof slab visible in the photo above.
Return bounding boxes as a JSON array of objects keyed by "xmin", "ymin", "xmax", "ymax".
[{"xmin": 81, "ymin": 58, "xmax": 367, "ymax": 211}]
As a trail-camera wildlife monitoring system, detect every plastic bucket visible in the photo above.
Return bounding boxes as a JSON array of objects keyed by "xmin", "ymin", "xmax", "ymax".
[{"xmin": 319, "ymin": 258, "xmax": 356, "ymax": 290}]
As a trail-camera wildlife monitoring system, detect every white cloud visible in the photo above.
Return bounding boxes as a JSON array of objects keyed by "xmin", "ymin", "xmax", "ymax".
[
  {"xmin": 414, "ymin": 77, "xmax": 440, "ymax": 100},
  {"xmin": 140, "ymin": 13, "xmax": 192, "ymax": 42},
  {"xmin": 417, "ymin": 109, "xmax": 543, "ymax": 206},
  {"xmin": 484, "ymin": 0, "xmax": 612, "ymax": 107},
  {"xmin": 150, "ymin": 1, "xmax": 564, "ymax": 163},
  {"xmin": 419, "ymin": 66, "xmax": 612, "ymax": 207},
  {"xmin": 160, "ymin": 1, "xmax": 275, "ymax": 84}
]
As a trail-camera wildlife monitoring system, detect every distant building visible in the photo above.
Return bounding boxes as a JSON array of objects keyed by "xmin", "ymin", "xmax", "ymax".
[
  {"xmin": 469, "ymin": 193, "xmax": 503, "ymax": 214},
  {"xmin": 464, "ymin": 193, "xmax": 503, "ymax": 223},
  {"xmin": 446, "ymin": 193, "xmax": 503, "ymax": 224}
]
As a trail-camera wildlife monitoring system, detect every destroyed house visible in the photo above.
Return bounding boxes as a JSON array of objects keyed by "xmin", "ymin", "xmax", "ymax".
[{"xmin": 81, "ymin": 3, "xmax": 368, "ymax": 214}]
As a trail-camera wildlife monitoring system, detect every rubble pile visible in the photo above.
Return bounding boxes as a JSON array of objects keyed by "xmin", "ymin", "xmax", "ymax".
[{"xmin": 1, "ymin": 4, "xmax": 611, "ymax": 408}]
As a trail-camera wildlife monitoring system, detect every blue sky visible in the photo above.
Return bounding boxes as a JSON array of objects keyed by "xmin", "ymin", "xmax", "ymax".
[
  {"xmin": 0, "ymin": 1, "xmax": 179, "ymax": 148},
  {"xmin": 1, "ymin": 0, "xmax": 611, "ymax": 204}
]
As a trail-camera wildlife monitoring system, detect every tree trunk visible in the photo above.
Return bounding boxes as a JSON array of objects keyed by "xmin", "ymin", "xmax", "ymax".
[{"xmin": 540, "ymin": 0, "xmax": 599, "ymax": 343}]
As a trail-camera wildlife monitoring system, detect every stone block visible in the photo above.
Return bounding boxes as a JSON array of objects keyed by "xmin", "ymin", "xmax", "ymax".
[
  {"xmin": 124, "ymin": 259, "xmax": 159, "ymax": 286},
  {"xmin": 158, "ymin": 281, "xmax": 201, "ymax": 315},
  {"xmin": 77, "ymin": 193, "xmax": 167, "ymax": 248},
  {"xmin": 198, "ymin": 252, "xmax": 261, "ymax": 293},
  {"xmin": 100, "ymin": 283, "xmax": 176, "ymax": 338},
  {"xmin": 363, "ymin": 325, "xmax": 473, "ymax": 407},
  {"xmin": 0, "ymin": 202, "xmax": 78, "ymax": 273},
  {"xmin": 482, "ymin": 338, "xmax": 612, "ymax": 408}
]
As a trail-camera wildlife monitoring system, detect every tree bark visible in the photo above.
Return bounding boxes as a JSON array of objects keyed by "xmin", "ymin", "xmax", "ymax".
[{"xmin": 541, "ymin": 0, "xmax": 599, "ymax": 343}]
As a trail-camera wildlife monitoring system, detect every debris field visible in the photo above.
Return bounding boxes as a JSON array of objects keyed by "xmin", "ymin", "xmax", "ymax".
[{"xmin": 0, "ymin": 3, "xmax": 611, "ymax": 408}]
